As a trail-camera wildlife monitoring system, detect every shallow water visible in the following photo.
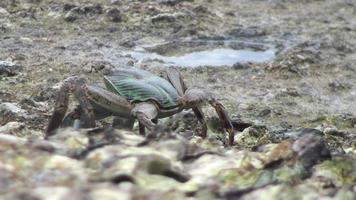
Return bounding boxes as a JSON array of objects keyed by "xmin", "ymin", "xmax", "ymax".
[{"xmin": 129, "ymin": 47, "xmax": 275, "ymax": 67}]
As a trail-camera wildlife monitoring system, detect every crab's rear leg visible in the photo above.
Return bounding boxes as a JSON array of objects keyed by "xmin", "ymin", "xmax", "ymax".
[{"xmin": 46, "ymin": 76, "xmax": 95, "ymax": 137}]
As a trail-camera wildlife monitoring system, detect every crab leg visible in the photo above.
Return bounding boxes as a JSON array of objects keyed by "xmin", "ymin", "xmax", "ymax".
[
  {"xmin": 192, "ymin": 107, "xmax": 208, "ymax": 138},
  {"xmin": 132, "ymin": 102, "xmax": 158, "ymax": 136},
  {"xmin": 165, "ymin": 67, "xmax": 208, "ymax": 137},
  {"xmin": 46, "ymin": 77, "xmax": 134, "ymax": 137},
  {"xmin": 165, "ymin": 66, "xmax": 187, "ymax": 96},
  {"xmin": 46, "ymin": 77, "xmax": 96, "ymax": 137},
  {"xmin": 74, "ymin": 84, "xmax": 96, "ymax": 129},
  {"xmin": 209, "ymin": 100, "xmax": 235, "ymax": 146}
]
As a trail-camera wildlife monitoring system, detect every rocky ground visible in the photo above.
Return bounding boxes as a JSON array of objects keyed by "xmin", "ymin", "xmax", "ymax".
[{"xmin": 0, "ymin": 0, "xmax": 355, "ymax": 199}]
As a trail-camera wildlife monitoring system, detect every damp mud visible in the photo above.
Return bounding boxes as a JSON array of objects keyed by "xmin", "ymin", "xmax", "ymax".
[{"xmin": 0, "ymin": 0, "xmax": 355, "ymax": 199}]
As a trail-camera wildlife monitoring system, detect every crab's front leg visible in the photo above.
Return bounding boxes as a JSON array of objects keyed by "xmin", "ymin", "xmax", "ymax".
[
  {"xmin": 165, "ymin": 67, "xmax": 208, "ymax": 138},
  {"xmin": 182, "ymin": 88, "xmax": 236, "ymax": 146},
  {"xmin": 192, "ymin": 107, "xmax": 208, "ymax": 138},
  {"xmin": 208, "ymin": 100, "xmax": 235, "ymax": 146},
  {"xmin": 46, "ymin": 77, "xmax": 96, "ymax": 137}
]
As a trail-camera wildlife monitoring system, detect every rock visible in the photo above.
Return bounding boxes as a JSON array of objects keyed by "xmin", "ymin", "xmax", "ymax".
[
  {"xmin": 313, "ymin": 156, "xmax": 356, "ymax": 187},
  {"xmin": 111, "ymin": 0, "xmax": 122, "ymax": 5},
  {"xmin": 292, "ymin": 134, "xmax": 331, "ymax": 169},
  {"xmin": 64, "ymin": 4, "xmax": 103, "ymax": 22},
  {"xmin": 31, "ymin": 187, "xmax": 72, "ymax": 200},
  {"xmin": 64, "ymin": 9, "xmax": 80, "ymax": 22},
  {"xmin": 234, "ymin": 125, "xmax": 272, "ymax": 148},
  {"xmin": 227, "ymin": 27, "xmax": 266, "ymax": 38},
  {"xmin": 63, "ymin": 3, "xmax": 77, "ymax": 11},
  {"xmin": 84, "ymin": 141, "xmax": 191, "ymax": 184},
  {"xmin": 0, "ymin": 133, "xmax": 26, "ymax": 146},
  {"xmin": 283, "ymin": 128, "xmax": 323, "ymax": 140},
  {"xmin": 151, "ymin": 12, "xmax": 186, "ymax": 23},
  {"xmin": 83, "ymin": 60, "xmax": 114, "ymax": 74},
  {"xmin": 47, "ymin": 128, "xmax": 89, "ymax": 153},
  {"xmin": 158, "ymin": 0, "xmax": 182, "ymax": 6},
  {"xmin": 82, "ymin": 4, "xmax": 103, "ymax": 16},
  {"xmin": 0, "ymin": 61, "xmax": 23, "ymax": 77},
  {"xmin": 0, "ymin": 7, "xmax": 9, "ymax": 16},
  {"xmin": 328, "ymin": 80, "xmax": 350, "ymax": 92},
  {"xmin": 232, "ymin": 62, "xmax": 249, "ymax": 70},
  {"xmin": 105, "ymin": 8, "xmax": 122, "ymax": 22},
  {"xmin": 0, "ymin": 103, "xmax": 28, "ymax": 123},
  {"xmin": 0, "ymin": 121, "xmax": 25, "ymax": 134},
  {"xmin": 193, "ymin": 5, "xmax": 209, "ymax": 14}
]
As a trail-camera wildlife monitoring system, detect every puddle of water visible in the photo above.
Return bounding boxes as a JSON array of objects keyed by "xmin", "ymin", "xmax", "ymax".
[
  {"xmin": 130, "ymin": 47, "xmax": 275, "ymax": 67},
  {"xmin": 99, "ymin": 40, "xmax": 276, "ymax": 68}
]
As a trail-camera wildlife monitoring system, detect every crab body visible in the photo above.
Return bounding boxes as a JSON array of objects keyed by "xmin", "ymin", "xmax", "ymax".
[{"xmin": 46, "ymin": 67, "xmax": 235, "ymax": 145}]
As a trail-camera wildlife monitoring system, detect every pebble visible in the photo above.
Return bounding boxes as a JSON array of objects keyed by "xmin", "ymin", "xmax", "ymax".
[
  {"xmin": 105, "ymin": 8, "xmax": 122, "ymax": 22},
  {"xmin": 292, "ymin": 134, "xmax": 331, "ymax": 169},
  {"xmin": 0, "ymin": 121, "xmax": 25, "ymax": 134},
  {"xmin": 0, "ymin": 60, "xmax": 23, "ymax": 77},
  {"xmin": 0, "ymin": 102, "xmax": 29, "ymax": 124},
  {"xmin": 0, "ymin": 7, "xmax": 9, "ymax": 16}
]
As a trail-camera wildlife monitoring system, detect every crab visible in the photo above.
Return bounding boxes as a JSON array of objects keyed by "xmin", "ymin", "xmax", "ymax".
[{"xmin": 46, "ymin": 67, "xmax": 236, "ymax": 145}]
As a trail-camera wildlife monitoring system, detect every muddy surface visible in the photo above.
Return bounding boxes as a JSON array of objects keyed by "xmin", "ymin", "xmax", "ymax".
[{"xmin": 0, "ymin": 0, "xmax": 355, "ymax": 199}]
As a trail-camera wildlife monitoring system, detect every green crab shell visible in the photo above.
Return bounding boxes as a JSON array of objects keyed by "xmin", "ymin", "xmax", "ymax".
[{"xmin": 103, "ymin": 68, "xmax": 181, "ymax": 109}]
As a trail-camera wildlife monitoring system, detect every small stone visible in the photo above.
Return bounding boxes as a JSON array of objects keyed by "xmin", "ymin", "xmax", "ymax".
[
  {"xmin": 0, "ymin": 102, "xmax": 28, "ymax": 122},
  {"xmin": 127, "ymin": 60, "xmax": 134, "ymax": 66},
  {"xmin": 283, "ymin": 128, "xmax": 323, "ymax": 140},
  {"xmin": 292, "ymin": 134, "xmax": 331, "ymax": 169},
  {"xmin": 158, "ymin": 0, "xmax": 181, "ymax": 6},
  {"xmin": 0, "ymin": 7, "xmax": 9, "ymax": 16},
  {"xmin": 0, "ymin": 133, "xmax": 26, "ymax": 146},
  {"xmin": 82, "ymin": 4, "xmax": 103, "ymax": 16},
  {"xmin": 328, "ymin": 80, "xmax": 350, "ymax": 92},
  {"xmin": 234, "ymin": 125, "xmax": 271, "ymax": 148},
  {"xmin": 232, "ymin": 62, "xmax": 249, "ymax": 70},
  {"xmin": 228, "ymin": 27, "xmax": 266, "ymax": 38},
  {"xmin": 110, "ymin": 0, "xmax": 122, "ymax": 5},
  {"xmin": 83, "ymin": 60, "xmax": 114, "ymax": 73},
  {"xmin": 0, "ymin": 60, "xmax": 23, "ymax": 77},
  {"xmin": 151, "ymin": 13, "xmax": 182, "ymax": 23},
  {"xmin": 258, "ymin": 108, "xmax": 271, "ymax": 117},
  {"xmin": 64, "ymin": 10, "xmax": 80, "ymax": 22},
  {"xmin": 0, "ymin": 121, "xmax": 25, "ymax": 134},
  {"xmin": 105, "ymin": 8, "xmax": 122, "ymax": 22},
  {"xmin": 63, "ymin": 3, "xmax": 77, "ymax": 11},
  {"xmin": 32, "ymin": 187, "xmax": 71, "ymax": 200}
]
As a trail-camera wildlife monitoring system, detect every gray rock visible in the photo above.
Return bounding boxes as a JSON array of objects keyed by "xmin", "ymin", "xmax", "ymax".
[
  {"xmin": 232, "ymin": 62, "xmax": 249, "ymax": 70},
  {"xmin": 0, "ymin": 61, "xmax": 23, "ymax": 77},
  {"xmin": 83, "ymin": 60, "xmax": 114, "ymax": 74},
  {"xmin": 0, "ymin": 103, "xmax": 28, "ymax": 122},
  {"xmin": 227, "ymin": 27, "xmax": 266, "ymax": 38},
  {"xmin": 64, "ymin": 9, "xmax": 80, "ymax": 22},
  {"xmin": 0, "ymin": 121, "xmax": 25, "ymax": 134},
  {"xmin": 111, "ymin": 0, "xmax": 122, "ymax": 5},
  {"xmin": 158, "ymin": 0, "xmax": 194, "ymax": 6},
  {"xmin": 82, "ymin": 4, "xmax": 103, "ymax": 16},
  {"xmin": 283, "ymin": 128, "xmax": 323, "ymax": 140},
  {"xmin": 0, "ymin": 133, "xmax": 26, "ymax": 146},
  {"xmin": 292, "ymin": 134, "xmax": 331, "ymax": 169},
  {"xmin": 64, "ymin": 4, "xmax": 103, "ymax": 22},
  {"xmin": 151, "ymin": 12, "xmax": 186, "ymax": 23},
  {"xmin": 0, "ymin": 7, "xmax": 9, "ymax": 16},
  {"xmin": 105, "ymin": 8, "xmax": 122, "ymax": 22}
]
